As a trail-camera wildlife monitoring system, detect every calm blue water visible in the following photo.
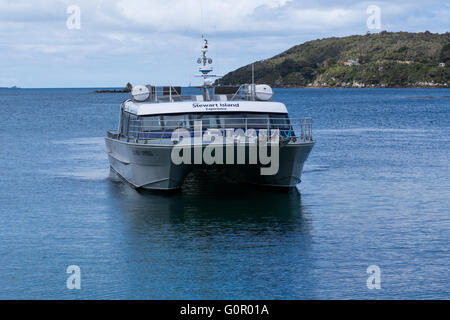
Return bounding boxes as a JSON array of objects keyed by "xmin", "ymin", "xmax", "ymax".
[{"xmin": 0, "ymin": 88, "xmax": 449, "ymax": 299}]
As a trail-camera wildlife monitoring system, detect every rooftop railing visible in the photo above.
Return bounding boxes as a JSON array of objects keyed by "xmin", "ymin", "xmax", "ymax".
[{"xmin": 129, "ymin": 85, "xmax": 260, "ymax": 103}]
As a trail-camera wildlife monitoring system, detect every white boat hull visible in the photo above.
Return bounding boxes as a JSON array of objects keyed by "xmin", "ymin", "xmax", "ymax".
[{"xmin": 105, "ymin": 137, "xmax": 314, "ymax": 190}]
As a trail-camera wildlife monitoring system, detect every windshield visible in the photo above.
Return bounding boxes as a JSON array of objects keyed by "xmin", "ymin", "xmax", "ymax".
[{"xmin": 122, "ymin": 112, "xmax": 290, "ymax": 135}]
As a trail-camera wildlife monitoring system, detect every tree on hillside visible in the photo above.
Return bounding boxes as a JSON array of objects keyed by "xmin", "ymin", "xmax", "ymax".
[
  {"xmin": 440, "ymin": 43, "xmax": 450, "ymax": 62},
  {"xmin": 124, "ymin": 82, "xmax": 132, "ymax": 92}
]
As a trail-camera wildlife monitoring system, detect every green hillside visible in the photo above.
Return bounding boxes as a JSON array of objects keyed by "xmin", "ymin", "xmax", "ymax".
[{"xmin": 218, "ymin": 31, "xmax": 450, "ymax": 88}]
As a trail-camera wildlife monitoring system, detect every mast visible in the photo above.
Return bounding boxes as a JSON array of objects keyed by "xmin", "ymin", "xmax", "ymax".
[
  {"xmin": 196, "ymin": 37, "xmax": 217, "ymax": 101},
  {"xmin": 251, "ymin": 63, "xmax": 256, "ymax": 101}
]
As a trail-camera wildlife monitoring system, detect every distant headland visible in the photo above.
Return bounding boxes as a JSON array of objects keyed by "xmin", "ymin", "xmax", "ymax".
[
  {"xmin": 217, "ymin": 31, "xmax": 450, "ymax": 88},
  {"xmin": 93, "ymin": 82, "xmax": 132, "ymax": 93}
]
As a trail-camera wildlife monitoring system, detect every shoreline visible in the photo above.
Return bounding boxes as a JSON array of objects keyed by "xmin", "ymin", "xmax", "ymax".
[
  {"xmin": 272, "ymin": 85, "xmax": 450, "ymax": 89},
  {"xmin": 93, "ymin": 89, "xmax": 130, "ymax": 93},
  {"xmin": 2, "ymin": 86, "xmax": 449, "ymax": 90}
]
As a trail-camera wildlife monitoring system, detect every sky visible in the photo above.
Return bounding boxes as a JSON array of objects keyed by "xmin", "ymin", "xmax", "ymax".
[{"xmin": 0, "ymin": 0, "xmax": 449, "ymax": 88}]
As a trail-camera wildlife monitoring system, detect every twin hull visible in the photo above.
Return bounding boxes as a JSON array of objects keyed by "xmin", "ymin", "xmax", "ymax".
[{"xmin": 105, "ymin": 138, "xmax": 314, "ymax": 190}]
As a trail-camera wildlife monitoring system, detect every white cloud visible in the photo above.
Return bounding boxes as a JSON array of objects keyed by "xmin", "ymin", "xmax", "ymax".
[
  {"xmin": 116, "ymin": 0, "xmax": 292, "ymax": 32},
  {"xmin": 0, "ymin": 0, "xmax": 448, "ymax": 87}
]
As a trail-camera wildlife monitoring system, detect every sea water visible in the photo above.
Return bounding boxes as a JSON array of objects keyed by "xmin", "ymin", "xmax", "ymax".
[{"xmin": 0, "ymin": 87, "xmax": 449, "ymax": 299}]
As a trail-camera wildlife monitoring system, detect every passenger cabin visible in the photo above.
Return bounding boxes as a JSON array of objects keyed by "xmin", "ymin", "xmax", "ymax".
[
  {"xmin": 115, "ymin": 87, "xmax": 293, "ymax": 140},
  {"xmin": 108, "ymin": 85, "xmax": 312, "ymax": 143}
]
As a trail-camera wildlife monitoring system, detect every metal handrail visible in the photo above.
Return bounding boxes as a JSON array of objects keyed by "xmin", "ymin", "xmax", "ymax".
[
  {"xmin": 125, "ymin": 83, "xmax": 275, "ymax": 104},
  {"xmin": 115, "ymin": 117, "xmax": 313, "ymax": 144},
  {"xmin": 229, "ymin": 84, "xmax": 246, "ymax": 101}
]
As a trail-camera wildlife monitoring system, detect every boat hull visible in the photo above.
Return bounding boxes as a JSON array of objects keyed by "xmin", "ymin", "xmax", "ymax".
[{"xmin": 105, "ymin": 138, "xmax": 314, "ymax": 190}]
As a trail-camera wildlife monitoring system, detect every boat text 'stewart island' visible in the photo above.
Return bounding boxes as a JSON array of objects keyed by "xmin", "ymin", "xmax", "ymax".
[{"xmin": 105, "ymin": 39, "xmax": 314, "ymax": 190}]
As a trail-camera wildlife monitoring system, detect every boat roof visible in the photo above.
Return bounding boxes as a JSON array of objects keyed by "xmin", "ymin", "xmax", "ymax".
[{"xmin": 123, "ymin": 100, "xmax": 288, "ymax": 116}]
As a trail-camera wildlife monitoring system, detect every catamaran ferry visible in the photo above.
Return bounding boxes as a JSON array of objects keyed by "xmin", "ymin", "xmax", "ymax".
[{"xmin": 105, "ymin": 39, "xmax": 314, "ymax": 190}]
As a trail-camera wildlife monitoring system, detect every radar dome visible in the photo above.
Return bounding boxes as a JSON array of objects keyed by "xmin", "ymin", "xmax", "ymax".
[
  {"xmin": 248, "ymin": 84, "xmax": 273, "ymax": 101},
  {"xmin": 131, "ymin": 85, "xmax": 150, "ymax": 102}
]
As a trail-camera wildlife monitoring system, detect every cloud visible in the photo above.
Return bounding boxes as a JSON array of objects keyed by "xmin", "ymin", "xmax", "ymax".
[
  {"xmin": 0, "ymin": 0, "xmax": 449, "ymax": 87},
  {"xmin": 115, "ymin": 0, "xmax": 294, "ymax": 32}
]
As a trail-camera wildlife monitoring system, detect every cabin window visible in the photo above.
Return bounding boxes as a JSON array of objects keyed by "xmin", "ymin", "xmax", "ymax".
[
  {"xmin": 206, "ymin": 115, "xmax": 219, "ymax": 129},
  {"xmin": 269, "ymin": 114, "xmax": 290, "ymax": 130},
  {"xmin": 119, "ymin": 111, "xmax": 125, "ymax": 135},
  {"xmin": 191, "ymin": 114, "xmax": 214, "ymax": 128},
  {"xmin": 189, "ymin": 113, "xmax": 219, "ymax": 129},
  {"xmin": 163, "ymin": 114, "xmax": 190, "ymax": 130},
  {"xmin": 246, "ymin": 113, "xmax": 269, "ymax": 129},
  {"xmin": 142, "ymin": 116, "xmax": 163, "ymax": 132},
  {"xmin": 128, "ymin": 114, "xmax": 141, "ymax": 138},
  {"xmin": 122, "ymin": 112, "xmax": 130, "ymax": 136},
  {"xmin": 218, "ymin": 113, "xmax": 246, "ymax": 129},
  {"xmin": 131, "ymin": 112, "xmax": 290, "ymax": 134}
]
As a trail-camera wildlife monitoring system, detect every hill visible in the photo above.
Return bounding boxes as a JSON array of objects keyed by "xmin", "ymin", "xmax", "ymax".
[{"xmin": 217, "ymin": 31, "xmax": 450, "ymax": 88}]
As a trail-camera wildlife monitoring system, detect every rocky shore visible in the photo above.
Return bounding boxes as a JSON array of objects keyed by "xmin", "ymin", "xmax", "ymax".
[{"xmin": 93, "ymin": 82, "xmax": 132, "ymax": 93}]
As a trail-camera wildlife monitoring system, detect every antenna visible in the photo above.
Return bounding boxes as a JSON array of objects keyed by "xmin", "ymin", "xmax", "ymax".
[
  {"xmin": 251, "ymin": 63, "xmax": 256, "ymax": 101},
  {"xmin": 195, "ymin": 37, "xmax": 220, "ymax": 101},
  {"xmin": 252, "ymin": 63, "xmax": 255, "ymax": 84},
  {"xmin": 200, "ymin": 0, "xmax": 205, "ymax": 38}
]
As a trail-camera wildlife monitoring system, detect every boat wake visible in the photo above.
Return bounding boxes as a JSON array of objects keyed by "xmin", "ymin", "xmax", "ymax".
[
  {"xmin": 43, "ymin": 137, "xmax": 109, "ymax": 181},
  {"xmin": 302, "ymin": 164, "xmax": 330, "ymax": 173}
]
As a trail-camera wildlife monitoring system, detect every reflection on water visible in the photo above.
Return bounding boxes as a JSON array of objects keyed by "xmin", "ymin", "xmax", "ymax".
[
  {"xmin": 105, "ymin": 169, "xmax": 315, "ymax": 299},
  {"xmin": 108, "ymin": 169, "xmax": 312, "ymax": 234}
]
